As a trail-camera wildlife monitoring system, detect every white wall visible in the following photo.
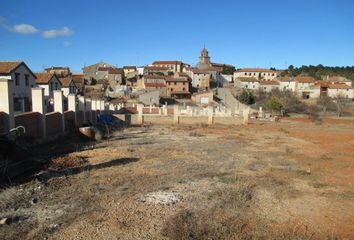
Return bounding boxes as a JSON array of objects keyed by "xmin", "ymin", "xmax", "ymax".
[
  {"xmin": 279, "ymin": 81, "xmax": 296, "ymax": 91},
  {"xmin": 328, "ymin": 88, "xmax": 354, "ymax": 99},
  {"xmin": 234, "ymin": 71, "xmax": 277, "ymax": 80}
]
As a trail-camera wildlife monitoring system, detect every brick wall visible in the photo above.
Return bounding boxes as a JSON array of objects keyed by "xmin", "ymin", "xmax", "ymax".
[
  {"xmin": 15, "ymin": 112, "xmax": 42, "ymax": 139},
  {"xmin": 46, "ymin": 112, "xmax": 62, "ymax": 137},
  {"xmin": 64, "ymin": 111, "xmax": 75, "ymax": 131}
]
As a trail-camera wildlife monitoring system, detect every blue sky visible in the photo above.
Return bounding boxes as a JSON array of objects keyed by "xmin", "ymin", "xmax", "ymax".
[{"xmin": 0, "ymin": 0, "xmax": 353, "ymax": 72}]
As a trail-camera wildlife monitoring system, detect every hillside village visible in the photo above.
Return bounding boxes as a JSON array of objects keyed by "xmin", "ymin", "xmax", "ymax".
[
  {"xmin": 1, "ymin": 50, "xmax": 354, "ymax": 240},
  {"xmin": 1, "ymin": 48, "xmax": 353, "ymax": 127}
]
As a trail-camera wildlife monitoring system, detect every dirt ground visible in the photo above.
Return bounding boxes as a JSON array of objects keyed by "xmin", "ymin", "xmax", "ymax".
[{"xmin": 0, "ymin": 116, "xmax": 353, "ymax": 239}]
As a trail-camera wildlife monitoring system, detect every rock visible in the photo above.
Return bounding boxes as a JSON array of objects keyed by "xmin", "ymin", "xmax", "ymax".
[
  {"xmin": 30, "ymin": 198, "xmax": 38, "ymax": 204},
  {"xmin": 0, "ymin": 217, "xmax": 11, "ymax": 225},
  {"xmin": 142, "ymin": 191, "xmax": 182, "ymax": 205}
]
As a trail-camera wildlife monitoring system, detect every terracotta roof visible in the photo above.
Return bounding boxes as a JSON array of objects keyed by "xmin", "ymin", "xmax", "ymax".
[
  {"xmin": 71, "ymin": 74, "xmax": 84, "ymax": 88},
  {"xmin": 328, "ymin": 84, "xmax": 352, "ymax": 89},
  {"xmin": 258, "ymin": 80, "xmax": 279, "ymax": 85},
  {"xmin": 237, "ymin": 77, "xmax": 258, "ymax": 82},
  {"xmin": 152, "ymin": 61, "xmax": 182, "ymax": 65},
  {"xmin": 295, "ymin": 76, "xmax": 315, "ymax": 83},
  {"xmin": 0, "ymin": 61, "xmax": 23, "ymax": 75},
  {"xmin": 59, "ymin": 76, "xmax": 75, "ymax": 87},
  {"xmin": 145, "ymin": 83, "xmax": 166, "ymax": 87},
  {"xmin": 237, "ymin": 68, "xmax": 275, "ymax": 73},
  {"xmin": 165, "ymin": 77, "xmax": 188, "ymax": 82},
  {"xmin": 35, "ymin": 73, "xmax": 55, "ymax": 84},
  {"xmin": 276, "ymin": 77, "xmax": 295, "ymax": 82}
]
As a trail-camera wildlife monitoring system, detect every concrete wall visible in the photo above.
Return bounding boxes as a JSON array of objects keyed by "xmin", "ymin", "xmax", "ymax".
[
  {"xmin": 64, "ymin": 111, "xmax": 75, "ymax": 131},
  {"xmin": 143, "ymin": 115, "xmax": 174, "ymax": 124}
]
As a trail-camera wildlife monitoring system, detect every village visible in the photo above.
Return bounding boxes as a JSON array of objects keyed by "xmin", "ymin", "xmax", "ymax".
[
  {"xmin": 0, "ymin": 48, "xmax": 354, "ymax": 239},
  {"xmin": 1, "ymin": 47, "xmax": 354, "ymax": 140}
]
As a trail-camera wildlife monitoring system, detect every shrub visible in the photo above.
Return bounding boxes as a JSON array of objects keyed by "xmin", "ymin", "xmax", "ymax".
[
  {"xmin": 265, "ymin": 96, "xmax": 284, "ymax": 113},
  {"xmin": 237, "ymin": 89, "xmax": 255, "ymax": 105}
]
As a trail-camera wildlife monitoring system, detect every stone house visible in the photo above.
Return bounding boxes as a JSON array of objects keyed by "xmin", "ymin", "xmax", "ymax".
[
  {"xmin": 191, "ymin": 91, "xmax": 214, "ymax": 104},
  {"xmin": 82, "ymin": 62, "xmax": 114, "ymax": 83},
  {"xmin": 35, "ymin": 73, "xmax": 62, "ymax": 111},
  {"xmin": 165, "ymin": 77, "xmax": 190, "ymax": 99},
  {"xmin": 294, "ymin": 76, "xmax": 316, "ymax": 99},
  {"xmin": 189, "ymin": 69, "xmax": 211, "ymax": 90},
  {"xmin": 277, "ymin": 77, "xmax": 297, "ymax": 92},
  {"xmin": 123, "ymin": 66, "xmax": 137, "ymax": 76},
  {"xmin": 236, "ymin": 77, "xmax": 259, "ymax": 90},
  {"xmin": 258, "ymin": 80, "xmax": 280, "ymax": 92},
  {"xmin": 143, "ymin": 66, "xmax": 169, "ymax": 76},
  {"xmin": 143, "ymin": 75, "xmax": 167, "ymax": 97},
  {"xmin": 152, "ymin": 61, "xmax": 184, "ymax": 73},
  {"xmin": 45, "ymin": 66, "xmax": 71, "ymax": 78},
  {"xmin": 59, "ymin": 76, "xmax": 78, "ymax": 97},
  {"xmin": 0, "ymin": 61, "xmax": 36, "ymax": 113},
  {"xmin": 327, "ymin": 84, "xmax": 354, "ymax": 99}
]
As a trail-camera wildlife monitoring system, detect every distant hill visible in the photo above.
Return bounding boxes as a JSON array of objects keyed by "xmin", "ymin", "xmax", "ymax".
[{"xmin": 280, "ymin": 65, "xmax": 354, "ymax": 82}]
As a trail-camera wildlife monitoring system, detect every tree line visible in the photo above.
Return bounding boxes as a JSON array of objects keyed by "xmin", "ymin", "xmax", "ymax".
[{"xmin": 281, "ymin": 64, "xmax": 354, "ymax": 81}]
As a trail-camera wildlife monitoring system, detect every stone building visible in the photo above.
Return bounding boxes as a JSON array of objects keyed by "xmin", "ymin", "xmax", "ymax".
[{"xmin": 45, "ymin": 66, "xmax": 71, "ymax": 78}]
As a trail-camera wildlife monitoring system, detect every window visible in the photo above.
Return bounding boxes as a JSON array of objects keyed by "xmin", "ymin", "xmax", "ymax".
[
  {"xmin": 174, "ymin": 82, "xmax": 177, "ymax": 85},
  {"xmin": 244, "ymin": 73, "xmax": 247, "ymax": 76},
  {"xmin": 15, "ymin": 73, "xmax": 20, "ymax": 86},
  {"xmin": 55, "ymin": 82, "xmax": 58, "ymax": 90},
  {"xmin": 171, "ymin": 88, "xmax": 174, "ymax": 91},
  {"xmin": 50, "ymin": 82, "xmax": 53, "ymax": 91},
  {"xmin": 25, "ymin": 74, "xmax": 29, "ymax": 86},
  {"xmin": 183, "ymin": 88, "xmax": 185, "ymax": 91},
  {"xmin": 183, "ymin": 82, "xmax": 185, "ymax": 85},
  {"xmin": 245, "ymin": 85, "xmax": 248, "ymax": 88},
  {"xmin": 264, "ymin": 87, "xmax": 266, "ymax": 90}
]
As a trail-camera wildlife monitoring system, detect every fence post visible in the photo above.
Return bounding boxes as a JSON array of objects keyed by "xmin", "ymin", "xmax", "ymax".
[
  {"xmin": 137, "ymin": 104, "xmax": 143, "ymax": 125},
  {"xmin": 78, "ymin": 96, "xmax": 86, "ymax": 124},
  {"xmin": 85, "ymin": 98, "xmax": 92, "ymax": 124},
  {"xmin": 68, "ymin": 94, "xmax": 77, "ymax": 126},
  {"xmin": 91, "ymin": 99, "xmax": 97, "ymax": 124},
  {"xmin": 0, "ymin": 77, "xmax": 15, "ymax": 132},
  {"xmin": 32, "ymin": 87, "xmax": 46, "ymax": 138},
  {"xmin": 207, "ymin": 106, "xmax": 214, "ymax": 125},
  {"xmin": 53, "ymin": 90, "xmax": 65, "ymax": 133},
  {"xmin": 173, "ymin": 105, "xmax": 179, "ymax": 124},
  {"xmin": 243, "ymin": 107, "xmax": 250, "ymax": 125}
]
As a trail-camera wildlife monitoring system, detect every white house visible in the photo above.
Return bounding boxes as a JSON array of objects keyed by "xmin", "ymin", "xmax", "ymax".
[
  {"xmin": 234, "ymin": 68, "xmax": 277, "ymax": 81},
  {"xmin": 0, "ymin": 61, "xmax": 36, "ymax": 113},
  {"xmin": 294, "ymin": 76, "xmax": 316, "ymax": 99},
  {"xmin": 35, "ymin": 73, "xmax": 62, "ymax": 98},
  {"xmin": 236, "ymin": 77, "xmax": 259, "ymax": 90},
  {"xmin": 59, "ymin": 76, "xmax": 78, "ymax": 97},
  {"xmin": 188, "ymin": 69, "xmax": 212, "ymax": 89},
  {"xmin": 277, "ymin": 77, "xmax": 297, "ymax": 92},
  {"xmin": 258, "ymin": 80, "xmax": 280, "ymax": 92},
  {"xmin": 327, "ymin": 84, "xmax": 354, "ymax": 99}
]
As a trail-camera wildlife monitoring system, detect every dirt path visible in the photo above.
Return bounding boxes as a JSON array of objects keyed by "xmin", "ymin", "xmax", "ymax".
[{"xmin": 0, "ymin": 118, "xmax": 353, "ymax": 239}]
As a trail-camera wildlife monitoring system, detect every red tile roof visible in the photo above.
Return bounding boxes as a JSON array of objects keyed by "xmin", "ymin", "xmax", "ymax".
[
  {"xmin": 0, "ymin": 61, "xmax": 23, "ymax": 75},
  {"xmin": 59, "ymin": 76, "xmax": 75, "ymax": 87},
  {"xmin": 258, "ymin": 80, "xmax": 279, "ymax": 85},
  {"xmin": 328, "ymin": 84, "xmax": 352, "ymax": 89},
  {"xmin": 295, "ymin": 76, "xmax": 315, "ymax": 83},
  {"xmin": 35, "ymin": 73, "xmax": 55, "ymax": 84}
]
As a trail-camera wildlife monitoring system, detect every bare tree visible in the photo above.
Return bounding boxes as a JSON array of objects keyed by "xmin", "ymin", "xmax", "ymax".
[
  {"xmin": 334, "ymin": 93, "xmax": 348, "ymax": 117},
  {"xmin": 317, "ymin": 95, "xmax": 332, "ymax": 115}
]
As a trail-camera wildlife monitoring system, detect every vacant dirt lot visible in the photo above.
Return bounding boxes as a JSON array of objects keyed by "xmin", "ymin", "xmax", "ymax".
[{"xmin": 1, "ymin": 117, "xmax": 353, "ymax": 239}]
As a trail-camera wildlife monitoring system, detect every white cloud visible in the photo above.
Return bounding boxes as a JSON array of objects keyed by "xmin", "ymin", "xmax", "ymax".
[
  {"xmin": 13, "ymin": 24, "xmax": 39, "ymax": 34},
  {"xmin": 63, "ymin": 41, "xmax": 72, "ymax": 46},
  {"xmin": 42, "ymin": 27, "xmax": 73, "ymax": 38}
]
